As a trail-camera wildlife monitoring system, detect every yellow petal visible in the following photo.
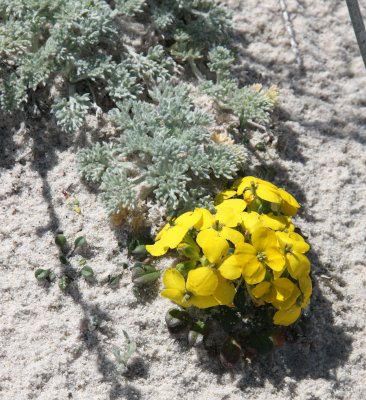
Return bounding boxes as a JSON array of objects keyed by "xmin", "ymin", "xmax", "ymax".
[
  {"xmin": 186, "ymin": 267, "xmax": 218, "ymax": 296},
  {"xmin": 299, "ymin": 274, "xmax": 312, "ymax": 307},
  {"xmin": 215, "ymin": 199, "xmax": 247, "ymax": 213},
  {"xmin": 241, "ymin": 211, "xmax": 263, "ymax": 234},
  {"xmin": 190, "ymin": 295, "xmax": 219, "ymax": 308},
  {"xmin": 146, "ymin": 241, "xmax": 169, "ymax": 256},
  {"xmin": 251, "ymin": 227, "xmax": 277, "ymax": 251},
  {"xmin": 175, "ymin": 209, "xmax": 202, "ymax": 229},
  {"xmin": 276, "ymin": 231, "xmax": 310, "ymax": 253},
  {"xmin": 237, "ymin": 177, "xmax": 279, "ymax": 195},
  {"xmin": 260, "ymin": 214, "xmax": 287, "ymax": 231},
  {"xmin": 162, "ymin": 225, "xmax": 188, "ymax": 249},
  {"xmin": 155, "ymin": 223, "xmax": 171, "ymax": 241},
  {"xmin": 265, "ymin": 247, "xmax": 286, "ymax": 271},
  {"xmin": 256, "ymin": 184, "xmax": 282, "ymax": 204},
  {"xmin": 213, "ymin": 275, "xmax": 236, "ymax": 305},
  {"xmin": 219, "ymin": 254, "xmax": 246, "ymax": 280},
  {"xmin": 271, "ymin": 285, "xmax": 300, "ymax": 310},
  {"xmin": 219, "ymin": 226, "xmax": 245, "ymax": 247},
  {"xmin": 161, "ymin": 289, "xmax": 189, "ymax": 308},
  {"xmin": 272, "ymin": 278, "xmax": 295, "ymax": 301},
  {"xmin": 286, "ymin": 251, "xmax": 310, "ymax": 279},
  {"xmin": 290, "ymin": 233, "xmax": 310, "ymax": 253},
  {"xmin": 252, "ymin": 281, "xmax": 271, "ymax": 298},
  {"xmin": 163, "ymin": 268, "xmax": 186, "ymax": 292},
  {"xmin": 235, "ymin": 242, "xmax": 258, "ymax": 256},
  {"xmin": 196, "ymin": 229, "xmax": 229, "ymax": 263},
  {"xmin": 281, "ymin": 204, "xmax": 298, "ymax": 216},
  {"xmin": 215, "ymin": 190, "xmax": 237, "ymax": 204},
  {"xmin": 215, "ymin": 208, "xmax": 242, "ymax": 227},
  {"xmin": 273, "ymin": 305, "xmax": 301, "ymax": 326},
  {"xmin": 196, "ymin": 209, "xmax": 215, "ymax": 230},
  {"xmin": 243, "ymin": 261, "xmax": 266, "ymax": 285},
  {"xmin": 237, "ymin": 176, "xmax": 257, "ymax": 195},
  {"xmin": 278, "ymin": 188, "xmax": 300, "ymax": 208}
]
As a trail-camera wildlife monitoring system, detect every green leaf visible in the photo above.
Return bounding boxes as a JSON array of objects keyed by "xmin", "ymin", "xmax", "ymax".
[
  {"xmin": 74, "ymin": 236, "xmax": 87, "ymax": 249},
  {"xmin": 35, "ymin": 268, "xmax": 50, "ymax": 280},
  {"xmin": 176, "ymin": 261, "xmax": 196, "ymax": 278},
  {"xmin": 255, "ymin": 142, "xmax": 266, "ymax": 152},
  {"xmin": 131, "ymin": 244, "xmax": 147, "ymax": 256},
  {"xmin": 188, "ymin": 321, "xmax": 207, "ymax": 347},
  {"xmin": 55, "ymin": 234, "xmax": 67, "ymax": 248},
  {"xmin": 165, "ymin": 308, "xmax": 191, "ymax": 333},
  {"xmin": 246, "ymin": 334, "xmax": 273, "ymax": 355},
  {"xmin": 81, "ymin": 266, "xmax": 94, "ymax": 279},
  {"xmin": 59, "ymin": 275, "xmax": 69, "ymax": 290},
  {"xmin": 108, "ymin": 274, "xmax": 121, "ymax": 288},
  {"xmin": 59, "ymin": 256, "xmax": 68, "ymax": 265},
  {"xmin": 131, "ymin": 264, "xmax": 160, "ymax": 287},
  {"xmin": 213, "ymin": 306, "xmax": 244, "ymax": 334}
]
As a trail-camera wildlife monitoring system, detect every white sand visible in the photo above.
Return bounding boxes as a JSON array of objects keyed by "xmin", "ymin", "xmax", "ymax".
[{"xmin": 1, "ymin": 0, "xmax": 366, "ymax": 399}]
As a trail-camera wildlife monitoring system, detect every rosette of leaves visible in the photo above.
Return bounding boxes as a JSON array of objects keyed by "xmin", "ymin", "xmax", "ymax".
[{"xmin": 79, "ymin": 82, "xmax": 247, "ymax": 214}]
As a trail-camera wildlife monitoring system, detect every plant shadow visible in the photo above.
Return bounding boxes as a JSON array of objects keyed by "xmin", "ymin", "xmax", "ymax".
[{"xmin": 193, "ymin": 245, "xmax": 352, "ymax": 389}]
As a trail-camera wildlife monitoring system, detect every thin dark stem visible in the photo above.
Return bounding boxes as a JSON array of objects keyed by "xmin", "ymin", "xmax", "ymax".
[{"xmin": 346, "ymin": 0, "xmax": 366, "ymax": 68}]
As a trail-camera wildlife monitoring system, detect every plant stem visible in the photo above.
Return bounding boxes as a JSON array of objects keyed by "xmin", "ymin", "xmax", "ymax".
[
  {"xmin": 346, "ymin": 0, "xmax": 366, "ymax": 68},
  {"xmin": 189, "ymin": 59, "xmax": 204, "ymax": 81}
]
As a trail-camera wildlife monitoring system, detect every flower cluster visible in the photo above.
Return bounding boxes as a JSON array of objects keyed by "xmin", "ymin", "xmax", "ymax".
[{"xmin": 147, "ymin": 176, "xmax": 312, "ymax": 326}]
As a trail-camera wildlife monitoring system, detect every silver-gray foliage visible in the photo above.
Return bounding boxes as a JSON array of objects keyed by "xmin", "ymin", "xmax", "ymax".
[
  {"xmin": 202, "ymin": 46, "xmax": 275, "ymax": 130},
  {"xmin": 79, "ymin": 83, "xmax": 247, "ymax": 214}
]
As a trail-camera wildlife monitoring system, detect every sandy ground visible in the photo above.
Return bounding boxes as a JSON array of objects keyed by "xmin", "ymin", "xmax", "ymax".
[{"xmin": 1, "ymin": 0, "xmax": 366, "ymax": 399}]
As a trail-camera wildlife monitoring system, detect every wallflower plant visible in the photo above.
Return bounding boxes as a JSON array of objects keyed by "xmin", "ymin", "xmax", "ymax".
[{"xmin": 146, "ymin": 176, "xmax": 312, "ymax": 364}]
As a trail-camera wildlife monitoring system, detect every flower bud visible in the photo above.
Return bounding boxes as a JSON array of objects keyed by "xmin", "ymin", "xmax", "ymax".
[{"xmin": 176, "ymin": 261, "xmax": 196, "ymax": 277}]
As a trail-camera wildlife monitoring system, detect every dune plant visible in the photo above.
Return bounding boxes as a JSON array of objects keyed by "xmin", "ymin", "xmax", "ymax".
[
  {"xmin": 146, "ymin": 176, "xmax": 312, "ymax": 363},
  {"xmin": 79, "ymin": 82, "xmax": 247, "ymax": 215},
  {"xmin": 0, "ymin": 0, "xmax": 232, "ymax": 132}
]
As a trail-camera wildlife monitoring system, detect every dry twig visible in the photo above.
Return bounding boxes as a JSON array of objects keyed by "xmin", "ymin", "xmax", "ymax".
[{"xmin": 278, "ymin": 0, "xmax": 304, "ymax": 71}]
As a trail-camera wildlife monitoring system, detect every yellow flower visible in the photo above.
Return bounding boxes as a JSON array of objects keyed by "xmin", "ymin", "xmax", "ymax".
[
  {"xmin": 241, "ymin": 212, "xmax": 290, "ymax": 235},
  {"xmin": 273, "ymin": 274, "xmax": 312, "ymax": 326},
  {"xmin": 146, "ymin": 208, "xmax": 214, "ymax": 256},
  {"xmin": 276, "ymin": 231, "xmax": 310, "ymax": 279},
  {"xmin": 215, "ymin": 199, "xmax": 247, "ymax": 227},
  {"xmin": 219, "ymin": 228, "xmax": 285, "ymax": 284},
  {"xmin": 251, "ymin": 278, "xmax": 301, "ymax": 317},
  {"xmin": 251, "ymin": 278, "xmax": 297, "ymax": 304},
  {"xmin": 160, "ymin": 267, "xmax": 235, "ymax": 309},
  {"xmin": 237, "ymin": 176, "xmax": 283, "ymax": 204},
  {"xmin": 196, "ymin": 205, "xmax": 246, "ymax": 263}
]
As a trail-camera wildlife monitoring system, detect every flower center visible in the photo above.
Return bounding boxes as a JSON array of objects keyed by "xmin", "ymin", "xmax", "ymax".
[
  {"xmin": 214, "ymin": 220, "xmax": 224, "ymax": 230},
  {"xmin": 284, "ymin": 244, "xmax": 293, "ymax": 254},
  {"xmin": 257, "ymin": 251, "xmax": 267, "ymax": 262},
  {"xmin": 183, "ymin": 292, "xmax": 193, "ymax": 301}
]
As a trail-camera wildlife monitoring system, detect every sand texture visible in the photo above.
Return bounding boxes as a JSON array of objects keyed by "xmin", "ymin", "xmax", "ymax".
[{"xmin": 1, "ymin": 0, "xmax": 366, "ymax": 399}]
